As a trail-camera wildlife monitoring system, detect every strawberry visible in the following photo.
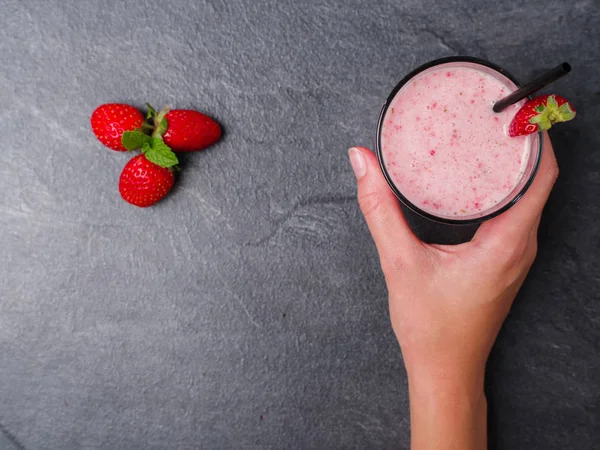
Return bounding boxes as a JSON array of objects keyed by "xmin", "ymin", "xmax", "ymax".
[
  {"xmin": 91, "ymin": 104, "xmax": 144, "ymax": 151},
  {"xmin": 119, "ymin": 154, "xmax": 175, "ymax": 207},
  {"xmin": 162, "ymin": 109, "xmax": 222, "ymax": 152},
  {"xmin": 508, "ymin": 94, "xmax": 576, "ymax": 137},
  {"xmin": 119, "ymin": 109, "xmax": 179, "ymax": 207}
]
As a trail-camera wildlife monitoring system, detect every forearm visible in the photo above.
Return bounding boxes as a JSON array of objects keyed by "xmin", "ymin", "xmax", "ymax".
[{"xmin": 407, "ymin": 366, "xmax": 487, "ymax": 450}]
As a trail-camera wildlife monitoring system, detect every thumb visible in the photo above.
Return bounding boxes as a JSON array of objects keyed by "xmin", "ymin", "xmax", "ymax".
[{"xmin": 349, "ymin": 147, "xmax": 421, "ymax": 268}]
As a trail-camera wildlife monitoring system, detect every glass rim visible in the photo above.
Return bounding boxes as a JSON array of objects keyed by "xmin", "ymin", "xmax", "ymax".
[{"xmin": 375, "ymin": 56, "xmax": 543, "ymax": 225}]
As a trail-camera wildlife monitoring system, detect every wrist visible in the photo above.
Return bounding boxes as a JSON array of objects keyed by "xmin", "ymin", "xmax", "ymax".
[
  {"xmin": 406, "ymin": 360, "xmax": 486, "ymax": 401},
  {"xmin": 403, "ymin": 348, "xmax": 487, "ymax": 391},
  {"xmin": 406, "ymin": 364, "xmax": 487, "ymax": 450}
]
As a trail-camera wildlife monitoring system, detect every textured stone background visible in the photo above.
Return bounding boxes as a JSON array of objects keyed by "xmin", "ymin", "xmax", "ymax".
[{"xmin": 1, "ymin": 1, "xmax": 599, "ymax": 449}]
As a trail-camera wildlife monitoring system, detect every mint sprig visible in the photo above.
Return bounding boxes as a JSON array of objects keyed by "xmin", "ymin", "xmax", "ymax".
[
  {"xmin": 145, "ymin": 103, "xmax": 170, "ymax": 138},
  {"xmin": 143, "ymin": 138, "xmax": 179, "ymax": 168},
  {"xmin": 122, "ymin": 130, "xmax": 152, "ymax": 151},
  {"xmin": 156, "ymin": 117, "xmax": 168, "ymax": 136},
  {"xmin": 121, "ymin": 104, "xmax": 178, "ymax": 169},
  {"xmin": 146, "ymin": 103, "xmax": 157, "ymax": 120}
]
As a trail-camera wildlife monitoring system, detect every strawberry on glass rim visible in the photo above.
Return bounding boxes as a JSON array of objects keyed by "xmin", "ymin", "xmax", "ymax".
[{"xmin": 508, "ymin": 94, "xmax": 576, "ymax": 137}]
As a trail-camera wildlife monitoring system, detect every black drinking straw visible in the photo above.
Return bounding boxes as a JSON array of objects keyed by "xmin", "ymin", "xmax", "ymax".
[{"xmin": 493, "ymin": 62, "xmax": 571, "ymax": 113}]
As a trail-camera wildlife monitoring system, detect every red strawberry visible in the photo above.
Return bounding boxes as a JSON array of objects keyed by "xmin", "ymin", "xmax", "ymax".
[
  {"xmin": 508, "ymin": 94, "xmax": 576, "ymax": 137},
  {"xmin": 91, "ymin": 104, "xmax": 144, "ymax": 151},
  {"xmin": 162, "ymin": 109, "xmax": 222, "ymax": 152},
  {"xmin": 119, "ymin": 154, "xmax": 174, "ymax": 207}
]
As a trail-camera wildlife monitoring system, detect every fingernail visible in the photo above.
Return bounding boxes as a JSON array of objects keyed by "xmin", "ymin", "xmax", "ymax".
[{"xmin": 348, "ymin": 147, "xmax": 366, "ymax": 180}]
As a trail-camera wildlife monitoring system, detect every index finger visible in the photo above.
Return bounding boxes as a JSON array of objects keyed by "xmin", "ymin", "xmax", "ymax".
[{"xmin": 473, "ymin": 132, "xmax": 559, "ymax": 245}]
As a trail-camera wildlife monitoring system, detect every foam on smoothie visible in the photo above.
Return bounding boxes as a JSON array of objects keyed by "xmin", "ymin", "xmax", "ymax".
[{"xmin": 381, "ymin": 64, "xmax": 532, "ymax": 218}]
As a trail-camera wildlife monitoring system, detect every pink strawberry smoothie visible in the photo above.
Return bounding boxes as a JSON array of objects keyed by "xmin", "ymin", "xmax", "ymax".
[{"xmin": 380, "ymin": 63, "xmax": 535, "ymax": 219}]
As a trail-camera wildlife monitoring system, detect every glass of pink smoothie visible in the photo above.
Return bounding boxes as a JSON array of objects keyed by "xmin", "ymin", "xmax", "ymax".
[{"xmin": 377, "ymin": 56, "xmax": 542, "ymax": 224}]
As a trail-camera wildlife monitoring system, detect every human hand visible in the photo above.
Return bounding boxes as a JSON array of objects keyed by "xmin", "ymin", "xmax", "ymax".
[{"xmin": 349, "ymin": 132, "xmax": 558, "ymax": 449}]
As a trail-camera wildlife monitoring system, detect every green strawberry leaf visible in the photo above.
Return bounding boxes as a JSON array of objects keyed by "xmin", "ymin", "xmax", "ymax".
[
  {"xmin": 530, "ymin": 115, "xmax": 551, "ymax": 130},
  {"xmin": 146, "ymin": 103, "xmax": 157, "ymax": 119},
  {"xmin": 537, "ymin": 120, "xmax": 553, "ymax": 131},
  {"xmin": 122, "ymin": 130, "xmax": 152, "ymax": 151},
  {"xmin": 529, "ymin": 115, "xmax": 544, "ymax": 124},
  {"xmin": 143, "ymin": 138, "xmax": 179, "ymax": 168},
  {"xmin": 558, "ymin": 103, "xmax": 576, "ymax": 121},
  {"xmin": 546, "ymin": 95, "xmax": 558, "ymax": 109}
]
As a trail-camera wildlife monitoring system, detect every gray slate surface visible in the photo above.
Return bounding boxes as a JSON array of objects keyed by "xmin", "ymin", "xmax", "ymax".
[{"xmin": 1, "ymin": 0, "xmax": 599, "ymax": 449}]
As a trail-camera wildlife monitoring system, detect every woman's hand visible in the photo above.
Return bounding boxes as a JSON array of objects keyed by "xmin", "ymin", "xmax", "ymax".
[{"xmin": 349, "ymin": 132, "xmax": 558, "ymax": 449}]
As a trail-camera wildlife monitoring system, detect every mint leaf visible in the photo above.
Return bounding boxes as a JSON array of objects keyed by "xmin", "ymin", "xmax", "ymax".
[
  {"xmin": 121, "ymin": 130, "xmax": 151, "ymax": 151},
  {"xmin": 144, "ymin": 138, "xmax": 179, "ymax": 168},
  {"xmin": 146, "ymin": 103, "xmax": 157, "ymax": 119}
]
